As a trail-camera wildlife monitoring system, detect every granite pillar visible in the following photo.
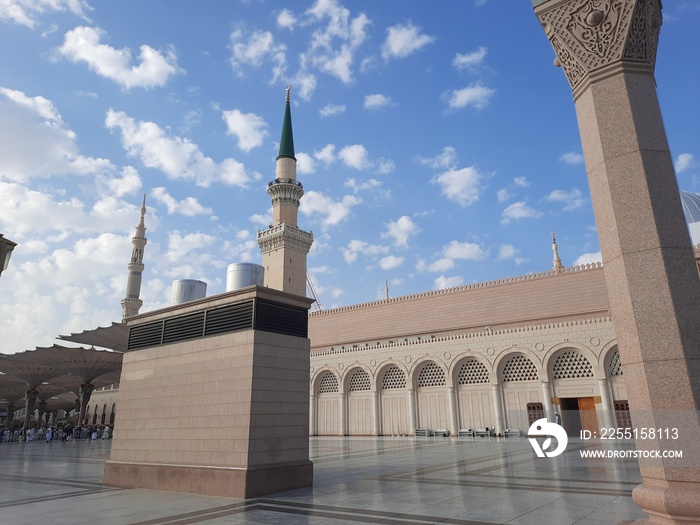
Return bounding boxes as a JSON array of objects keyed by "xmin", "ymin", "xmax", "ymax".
[{"xmin": 534, "ymin": 1, "xmax": 700, "ymax": 522}]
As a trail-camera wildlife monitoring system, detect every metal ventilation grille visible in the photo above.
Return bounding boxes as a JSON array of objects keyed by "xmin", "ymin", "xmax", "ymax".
[
  {"xmin": 162, "ymin": 312, "xmax": 205, "ymax": 344},
  {"xmin": 255, "ymin": 299, "xmax": 308, "ymax": 338},
  {"xmin": 128, "ymin": 321, "xmax": 164, "ymax": 350},
  {"xmin": 126, "ymin": 297, "xmax": 306, "ymax": 351},
  {"xmin": 205, "ymin": 300, "xmax": 254, "ymax": 336}
]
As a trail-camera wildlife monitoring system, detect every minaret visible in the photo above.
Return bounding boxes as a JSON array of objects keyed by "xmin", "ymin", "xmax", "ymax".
[
  {"xmin": 551, "ymin": 232, "xmax": 563, "ymax": 273},
  {"xmin": 257, "ymin": 86, "xmax": 313, "ymax": 297},
  {"xmin": 121, "ymin": 195, "xmax": 147, "ymax": 320}
]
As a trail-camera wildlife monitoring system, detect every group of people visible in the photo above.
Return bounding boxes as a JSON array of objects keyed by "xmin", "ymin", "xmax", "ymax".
[{"xmin": 1, "ymin": 423, "xmax": 112, "ymax": 443}]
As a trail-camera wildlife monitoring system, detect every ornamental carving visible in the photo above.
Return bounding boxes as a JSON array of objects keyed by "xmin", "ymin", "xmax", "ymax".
[
  {"xmin": 257, "ymin": 223, "xmax": 313, "ymax": 254},
  {"xmin": 536, "ymin": 0, "xmax": 662, "ymax": 96},
  {"xmin": 267, "ymin": 180, "xmax": 304, "ymax": 206}
]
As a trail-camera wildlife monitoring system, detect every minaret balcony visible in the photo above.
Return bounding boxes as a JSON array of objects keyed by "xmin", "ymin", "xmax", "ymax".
[
  {"xmin": 267, "ymin": 178, "xmax": 304, "ymax": 205},
  {"xmin": 268, "ymin": 178, "xmax": 303, "ymax": 188}
]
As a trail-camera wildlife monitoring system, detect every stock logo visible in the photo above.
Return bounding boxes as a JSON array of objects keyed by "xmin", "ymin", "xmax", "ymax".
[{"xmin": 528, "ymin": 418, "xmax": 568, "ymax": 457}]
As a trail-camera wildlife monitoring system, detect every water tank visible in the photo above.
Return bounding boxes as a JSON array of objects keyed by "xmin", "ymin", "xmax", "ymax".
[
  {"xmin": 226, "ymin": 263, "xmax": 264, "ymax": 291},
  {"xmin": 171, "ymin": 279, "xmax": 207, "ymax": 305}
]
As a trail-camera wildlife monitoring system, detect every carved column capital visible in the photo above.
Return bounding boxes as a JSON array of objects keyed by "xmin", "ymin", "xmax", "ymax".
[{"xmin": 535, "ymin": 0, "xmax": 662, "ymax": 99}]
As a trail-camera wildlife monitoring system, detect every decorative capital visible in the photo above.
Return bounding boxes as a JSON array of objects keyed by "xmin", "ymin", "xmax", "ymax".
[{"xmin": 535, "ymin": 0, "xmax": 662, "ymax": 98}]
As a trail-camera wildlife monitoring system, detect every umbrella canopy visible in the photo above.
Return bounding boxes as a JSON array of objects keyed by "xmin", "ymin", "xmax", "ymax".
[{"xmin": 58, "ymin": 323, "xmax": 128, "ymax": 353}]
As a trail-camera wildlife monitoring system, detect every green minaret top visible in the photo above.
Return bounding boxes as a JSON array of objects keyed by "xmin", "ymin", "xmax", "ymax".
[{"xmin": 277, "ymin": 85, "xmax": 296, "ymax": 161}]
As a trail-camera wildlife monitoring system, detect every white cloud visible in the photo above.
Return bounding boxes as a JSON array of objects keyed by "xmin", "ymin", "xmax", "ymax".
[
  {"xmin": 276, "ymin": 8, "xmax": 297, "ymax": 30},
  {"xmin": 314, "ymin": 144, "xmax": 336, "ymax": 164},
  {"xmin": 497, "ymin": 177, "xmax": 530, "ymax": 203},
  {"xmin": 102, "ymin": 166, "xmax": 142, "ymax": 198},
  {"xmin": 300, "ymin": 190, "xmax": 360, "ymax": 227},
  {"xmin": 296, "ymin": 152, "xmax": 316, "ymax": 174},
  {"xmin": 338, "ymin": 144, "xmax": 369, "ymax": 170},
  {"xmin": 105, "ymin": 109, "xmax": 258, "ymax": 188},
  {"xmin": 229, "ymin": 28, "xmax": 287, "ymax": 83},
  {"xmin": 432, "ymin": 166, "xmax": 483, "ymax": 207},
  {"xmin": 453, "ymin": 47, "xmax": 487, "ymax": 72},
  {"xmin": 675, "ymin": 153, "xmax": 694, "ymax": 173},
  {"xmin": 346, "ymin": 178, "xmax": 381, "ymax": 193},
  {"xmin": 0, "ymin": 88, "xmax": 114, "ymax": 182},
  {"xmin": 0, "ymin": 182, "xmax": 143, "ymax": 236},
  {"xmin": 416, "ymin": 146, "xmax": 458, "ymax": 170},
  {"xmin": 498, "ymin": 244, "xmax": 517, "ymax": 260},
  {"xmin": 319, "ymin": 104, "xmax": 346, "ymax": 117},
  {"xmin": 164, "ymin": 230, "xmax": 217, "ymax": 265},
  {"xmin": 497, "ymin": 244, "xmax": 525, "ymax": 264},
  {"xmin": 573, "ymin": 252, "xmax": 602, "ymax": 266},
  {"xmin": 435, "ymin": 275, "xmax": 464, "ymax": 289},
  {"xmin": 342, "ymin": 239, "xmax": 388, "ymax": 264},
  {"xmin": 364, "ymin": 93, "xmax": 393, "ymax": 110},
  {"xmin": 429, "ymin": 258, "xmax": 454, "ymax": 272},
  {"xmin": 379, "ymin": 255, "xmax": 404, "ymax": 270},
  {"xmin": 427, "ymin": 240, "xmax": 486, "ymax": 273},
  {"xmin": 444, "ymin": 83, "xmax": 495, "ymax": 110},
  {"xmin": 303, "ymin": 0, "xmax": 371, "ymax": 84},
  {"xmin": 382, "ymin": 215, "xmax": 419, "ymax": 248},
  {"xmin": 382, "ymin": 21, "xmax": 435, "ymax": 60},
  {"xmin": 292, "ymin": 70, "xmax": 318, "ymax": 101},
  {"xmin": 376, "ymin": 158, "xmax": 395, "ymax": 174},
  {"xmin": 496, "ymin": 188, "xmax": 512, "ymax": 203},
  {"xmin": 443, "ymin": 240, "xmax": 487, "ymax": 261},
  {"xmin": 56, "ymin": 26, "xmax": 183, "ymax": 89},
  {"xmin": 546, "ymin": 188, "xmax": 586, "ymax": 211},
  {"xmin": 0, "ymin": 0, "xmax": 91, "ymax": 29},
  {"xmin": 501, "ymin": 201, "xmax": 543, "ymax": 224},
  {"xmin": 151, "ymin": 187, "xmax": 213, "ymax": 217},
  {"xmin": 221, "ymin": 109, "xmax": 268, "ymax": 152},
  {"xmin": 560, "ymin": 151, "xmax": 584, "ymax": 165}
]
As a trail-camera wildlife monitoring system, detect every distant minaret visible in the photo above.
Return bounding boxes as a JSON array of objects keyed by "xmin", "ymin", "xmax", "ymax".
[
  {"xmin": 121, "ymin": 195, "xmax": 147, "ymax": 320},
  {"xmin": 257, "ymin": 86, "xmax": 313, "ymax": 297},
  {"xmin": 551, "ymin": 232, "xmax": 564, "ymax": 273}
]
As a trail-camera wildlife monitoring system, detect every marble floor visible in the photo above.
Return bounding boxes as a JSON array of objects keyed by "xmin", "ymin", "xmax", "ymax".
[{"xmin": 0, "ymin": 436, "xmax": 646, "ymax": 524}]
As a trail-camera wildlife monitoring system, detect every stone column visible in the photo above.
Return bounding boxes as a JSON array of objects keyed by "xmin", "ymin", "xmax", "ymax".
[
  {"xmin": 339, "ymin": 391, "xmax": 346, "ymax": 436},
  {"xmin": 23, "ymin": 390, "xmax": 38, "ymax": 429},
  {"xmin": 535, "ymin": 1, "xmax": 700, "ymax": 522},
  {"xmin": 309, "ymin": 394, "xmax": 316, "ymax": 436},
  {"xmin": 371, "ymin": 391, "xmax": 380, "ymax": 436},
  {"xmin": 6, "ymin": 403, "xmax": 15, "ymax": 428},
  {"xmin": 78, "ymin": 383, "xmax": 94, "ymax": 426},
  {"xmin": 541, "ymin": 381, "xmax": 554, "ymax": 422},
  {"xmin": 597, "ymin": 378, "xmax": 617, "ymax": 430},
  {"xmin": 491, "ymin": 384, "xmax": 505, "ymax": 435},
  {"xmin": 447, "ymin": 387, "xmax": 459, "ymax": 435},
  {"xmin": 37, "ymin": 401, "xmax": 47, "ymax": 427},
  {"xmin": 407, "ymin": 388, "xmax": 417, "ymax": 433}
]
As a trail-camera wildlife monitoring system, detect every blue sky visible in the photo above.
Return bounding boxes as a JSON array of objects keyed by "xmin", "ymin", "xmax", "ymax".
[{"xmin": 0, "ymin": 0, "xmax": 698, "ymax": 354}]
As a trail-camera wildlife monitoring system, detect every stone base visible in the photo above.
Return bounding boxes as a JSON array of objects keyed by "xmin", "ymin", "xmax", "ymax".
[{"xmin": 103, "ymin": 459, "xmax": 313, "ymax": 499}]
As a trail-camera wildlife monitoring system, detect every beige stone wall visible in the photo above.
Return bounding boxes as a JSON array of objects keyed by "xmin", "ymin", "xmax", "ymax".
[{"xmin": 309, "ymin": 264, "xmax": 610, "ymax": 350}]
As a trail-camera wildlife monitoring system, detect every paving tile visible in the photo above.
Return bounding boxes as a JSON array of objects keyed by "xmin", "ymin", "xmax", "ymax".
[{"xmin": 0, "ymin": 436, "xmax": 647, "ymax": 525}]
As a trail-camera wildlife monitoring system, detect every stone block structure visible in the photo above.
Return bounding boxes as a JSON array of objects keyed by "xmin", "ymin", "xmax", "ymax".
[{"xmin": 103, "ymin": 286, "xmax": 313, "ymax": 498}]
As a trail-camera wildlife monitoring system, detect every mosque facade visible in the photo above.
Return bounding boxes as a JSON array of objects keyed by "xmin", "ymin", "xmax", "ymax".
[{"xmin": 79, "ymin": 91, "xmax": 700, "ymax": 440}]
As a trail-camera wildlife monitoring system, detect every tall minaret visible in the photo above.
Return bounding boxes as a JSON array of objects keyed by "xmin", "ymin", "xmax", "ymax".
[
  {"xmin": 257, "ymin": 86, "xmax": 313, "ymax": 297},
  {"xmin": 121, "ymin": 195, "xmax": 147, "ymax": 320},
  {"xmin": 551, "ymin": 232, "xmax": 564, "ymax": 273}
]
